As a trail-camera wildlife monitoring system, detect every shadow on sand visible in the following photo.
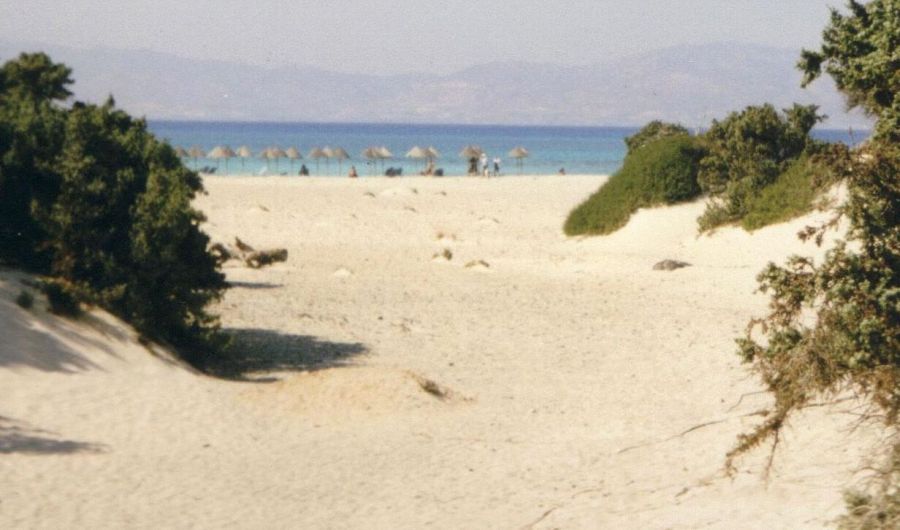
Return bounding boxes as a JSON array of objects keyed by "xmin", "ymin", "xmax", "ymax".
[
  {"xmin": 0, "ymin": 416, "xmax": 107, "ymax": 455},
  {"xmin": 0, "ymin": 290, "xmax": 129, "ymax": 373},
  {"xmin": 195, "ymin": 328, "xmax": 368, "ymax": 382},
  {"xmin": 226, "ymin": 281, "xmax": 284, "ymax": 290}
]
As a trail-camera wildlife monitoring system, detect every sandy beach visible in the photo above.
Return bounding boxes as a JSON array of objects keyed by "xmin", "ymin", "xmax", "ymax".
[{"xmin": 1, "ymin": 175, "xmax": 874, "ymax": 529}]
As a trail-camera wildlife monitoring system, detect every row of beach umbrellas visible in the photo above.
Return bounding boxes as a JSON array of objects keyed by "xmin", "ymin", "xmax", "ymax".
[{"xmin": 174, "ymin": 144, "xmax": 530, "ymax": 174}]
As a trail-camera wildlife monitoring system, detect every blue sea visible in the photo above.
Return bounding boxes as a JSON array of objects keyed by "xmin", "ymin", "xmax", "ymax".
[{"xmin": 148, "ymin": 121, "xmax": 867, "ymax": 177}]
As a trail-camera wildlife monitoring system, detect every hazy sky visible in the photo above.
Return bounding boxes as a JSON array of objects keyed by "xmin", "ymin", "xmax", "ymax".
[{"xmin": 1, "ymin": 0, "xmax": 842, "ymax": 75}]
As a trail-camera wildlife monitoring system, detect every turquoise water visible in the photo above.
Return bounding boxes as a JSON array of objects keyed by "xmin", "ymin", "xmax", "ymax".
[{"xmin": 148, "ymin": 121, "xmax": 866, "ymax": 177}]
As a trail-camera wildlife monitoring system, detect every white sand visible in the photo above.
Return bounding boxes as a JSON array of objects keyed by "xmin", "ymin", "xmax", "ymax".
[{"xmin": 0, "ymin": 175, "xmax": 875, "ymax": 528}]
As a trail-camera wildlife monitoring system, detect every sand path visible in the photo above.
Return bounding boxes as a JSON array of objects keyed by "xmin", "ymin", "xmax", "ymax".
[{"xmin": 1, "ymin": 176, "xmax": 872, "ymax": 528}]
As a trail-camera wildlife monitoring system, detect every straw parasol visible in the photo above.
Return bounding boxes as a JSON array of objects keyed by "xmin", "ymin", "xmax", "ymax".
[
  {"xmin": 460, "ymin": 145, "xmax": 483, "ymax": 175},
  {"xmin": 508, "ymin": 146, "xmax": 529, "ymax": 174},
  {"xmin": 459, "ymin": 145, "xmax": 483, "ymax": 158},
  {"xmin": 331, "ymin": 147, "xmax": 350, "ymax": 174},
  {"xmin": 377, "ymin": 146, "xmax": 393, "ymax": 173},
  {"xmin": 285, "ymin": 147, "xmax": 302, "ymax": 172},
  {"xmin": 267, "ymin": 146, "xmax": 287, "ymax": 171},
  {"xmin": 308, "ymin": 147, "xmax": 326, "ymax": 174},
  {"xmin": 406, "ymin": 146, "xmax": 428, "ymax": 170},
  {"xmin": 425, "ymin": 146, "xmax": 441, "ymax": 162},
  {"xmin": 236, "ymin": 145, "xmax": 252, "ymax": 171},
  {"xmin": 188, "ymin": 146, "xmax": 204, "ymax": 169},
  {"xmin": 320, "ymin": 147, "xmax": 334, "ymax": 174},
  {"xmin": 362, "ymin": 147, "xmax": 380, "ymax": 175},
  {"xmin": 207, "ymin": 145, "xmax": 236, "ymax": 174}
]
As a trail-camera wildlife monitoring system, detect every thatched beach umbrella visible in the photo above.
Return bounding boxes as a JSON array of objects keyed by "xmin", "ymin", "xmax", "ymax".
[
  {"xmin": 377, "ymin": 146, "xmax": 393, "ymax": 174},
  {"xmin": 331, "ymin": 147, "xmax": 350, "ymax": 174},
  {"xmin": 425, "ymin": 146, "xmax": 441, "ymax": 162},
  {"xmin": 236, "ymin": 145, "xmax": 252, "ymax": 171},
  {"xmin": 207, "ymin": 145, "xmax": 236, "ymax": 174},
  {"xmin": 267, "ymin": 146, "xmax": 287, "ymax": 172},
  {"xmin": 362, "ymin": 146, "xmax": 380, "ymax": 175},
  {"xmin": 188, "ymin": 146, "xmax": 204, "ymax": 170},
  {"xmin": 285, "ymin": 147, "xmax": 302, "ymax": 172},
  {"xmin": 460, "ymin": 145, "xmax": 483, "ymax": 175},
  {"xmin": 320, "ymin": 147, "xmax": 335, "ymax": 174},
  {"xmin": 406, "ymin": 146, "xmax": 428, "ymax": 170},
  {"xmin": 459, "ymin": 145, "xmax": 483, "ymax": 158},
  {"xmin": 308, "ymin": 147, "xmax": 326, "ymax": 174},
  {"xmin": 508, "ymin": 146, "xmax": 529, "ymax": 174}
]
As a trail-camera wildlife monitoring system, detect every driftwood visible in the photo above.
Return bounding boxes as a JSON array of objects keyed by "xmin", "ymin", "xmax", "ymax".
[
  {"xmin": 245, "ymin": 248, "xmax": 288, "ymax": 268},
  {"xmin": 209, "ymin": 242, "xmax": 232, "ymax": 264},
  {"xmin": 234, "ymin": 237, "xmax": 255, "ymax": 253},
  {"xmin": 210, "ymin": 237, "xmax": 287, "ymax": 268}
]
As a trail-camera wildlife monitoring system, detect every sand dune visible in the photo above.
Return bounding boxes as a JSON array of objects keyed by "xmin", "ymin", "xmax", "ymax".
[{"xmin": 1, "ymin": 176, "xmax": 874, "ymax": 529}]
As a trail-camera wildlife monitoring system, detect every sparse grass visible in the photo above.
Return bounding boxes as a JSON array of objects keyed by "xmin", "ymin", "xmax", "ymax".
[{"xmin": 564, "ymin": 135, "xmax": 704, "ymax": 236}]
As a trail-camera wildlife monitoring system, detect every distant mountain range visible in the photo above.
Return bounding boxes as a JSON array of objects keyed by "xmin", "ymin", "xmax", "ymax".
[{"xmin": 0, "ymin": 41, "xmax": 872, "ymax": 129}]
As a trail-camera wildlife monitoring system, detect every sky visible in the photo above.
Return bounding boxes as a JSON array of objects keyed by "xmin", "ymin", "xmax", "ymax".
[{"xmin": 0, "ymin": 0, "xmax": 844, "ymax": 76}]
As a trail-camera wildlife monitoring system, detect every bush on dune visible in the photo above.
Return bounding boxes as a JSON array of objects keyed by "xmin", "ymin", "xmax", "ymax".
[
  {"xmin": 623, "ymin": 120, "xmax": 690, "ymax": 154},
  {"xmin": 729, "ymin": 1, "xmax": 900, "ymax": 526},
  {"xmin": 564, "ymin": 132, "xmax": 704, "ymax": 235},
  {"xmin": 739, "ymin": 153, "xmax": 829, "ymax": 231},
  {"xmin": 0, "ymin": 52, "xmax": 226, "ymax": 357},
  {"xmin": 696, "ymin": 103, "xmax": 825, "ymax": 231}
]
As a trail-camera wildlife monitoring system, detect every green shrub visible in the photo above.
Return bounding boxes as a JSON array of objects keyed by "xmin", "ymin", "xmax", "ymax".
[
  {"xmin": 564, "ymin": 135, "xmax": 704, "ymax": 235},
  {"xmin": 15, "ymin": 289, "xmax": 33, "ymax": 309},
  {"xmin": 740, "ymin": 155, "xmax": 823, "ymax": 231},
  {"xmin": 696, "ymin": 103, "xmax": 824, "ymax": 230},
  {"xmin": 799, "ymin": 0, "xmax": 899, "ymax": 143},
  {"xmin": 0, "ymin": 53, "xmax": 226, "ymax": 356},
  {"xmin": 624, "ymin": 121, "xmax": 689, "ymax": 154},
  {"xmin": 42, "ymin": 280, "xmax": 80, "ymax": 316},
  {"xmin": 730, "ymin": 2, "xmax": 900, "ymax": 524}
]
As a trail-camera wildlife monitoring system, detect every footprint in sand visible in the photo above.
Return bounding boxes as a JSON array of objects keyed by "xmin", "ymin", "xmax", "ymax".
[
  {"xmin": 434, "ymin": 231, "xmax": 458, "ymax": 243},
  {"xmin": 378, "ymin": 187, "xmax": 417, "ymax": 198}
]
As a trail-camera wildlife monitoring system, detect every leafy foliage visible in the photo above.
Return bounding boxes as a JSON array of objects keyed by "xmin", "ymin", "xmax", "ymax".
[
  {"xmin": 0, "ymin": 52, "xmax": 226, "ymax": 355},
  {"xmin": 624, "ymin": 120, "xmax": 689, "ymax": 154},
  {"xmin": 799, "ymin": 0, "xmax": 900, "ymax": 142},
  {"xmin": 696, "ymin": 103, "xmax": 825, "ymax": 230},
  {"xmin": 730, "ymin": 4, "xmax": 900, "ymax": 520},
  {"xmin": 740, "ymin": 154, "xmax": 827, "ymax": 231},
  {"xmin": 564, "ymin": 135, "xmax": 704, "ymax": 235}
]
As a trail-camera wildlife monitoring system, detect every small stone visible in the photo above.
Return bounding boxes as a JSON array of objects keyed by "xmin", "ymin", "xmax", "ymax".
[{"xmin": 653, "ymin": 259, "xmax": 691, "ymax": 271}]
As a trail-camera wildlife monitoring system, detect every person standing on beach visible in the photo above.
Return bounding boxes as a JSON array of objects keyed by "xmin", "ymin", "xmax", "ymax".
[
  {"xmin": 493, "ymin": 157, "xmax": 501, "ymax": 177},
  {"xmin": 480, "ymin": 153, "xmax": 489, "ymax": 177}
]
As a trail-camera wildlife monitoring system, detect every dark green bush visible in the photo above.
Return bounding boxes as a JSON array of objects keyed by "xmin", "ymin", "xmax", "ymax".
[
  {"xmin": 696, "ymin": 103, "xmax": 824, "ymax": 230},
  {"xmin": 15, "ymin": 289, "xmax": 33, "ymax": 309},
  {"xmin": 0, "ymin": 52, "xmax": 226, "ymax": 356},
  {"xmin": 740, "ymin": 154, "xmax": 824, "ymax": 231},
  {"xmin": 799, "ymin": 0, "xmax": 899, "ymax": 143},
  {"xmin": 42, "ymin": 279, "xmax": 80, "ymax": 316},
  {"xmin": 731, "ymin": 3, "xmax": 900, "ymax": 523},
  {"xmin": 564, "ymin": 135, "xmax": 704, "ymax": 235},
  {"xmin": 624, "ymin": 121, "xmax": 689, "ymax": 154}
]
